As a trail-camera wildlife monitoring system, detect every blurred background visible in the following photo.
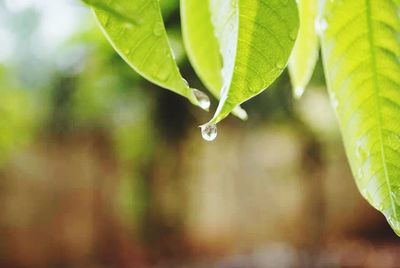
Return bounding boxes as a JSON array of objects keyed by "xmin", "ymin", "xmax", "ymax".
[{"xmin": 0, "ymin": 0, "xmax": 399, "ymax": 267}]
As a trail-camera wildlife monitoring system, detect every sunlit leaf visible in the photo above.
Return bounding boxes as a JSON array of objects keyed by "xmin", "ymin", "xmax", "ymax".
[
  {"xmin": 84, "ymin": 0, "xmax": 210, "ymax": 110},
  {"xmin": 203, "ymin": 0, "xmax": 299, "ymax": 127},
  {"xmin": 288, "ymin": 0, "xmax": 319, "ymax": 98},
  {"xmin": 320, "ymin": 0, "xmax": 400, "ymax": 235},
  {"xmin": 180, "ymin": 0, "xmax": 247, "ymax": 119}
]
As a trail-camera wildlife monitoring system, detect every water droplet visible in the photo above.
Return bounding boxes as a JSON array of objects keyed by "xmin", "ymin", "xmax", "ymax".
[
  {"xmin": 315, "ymin": 17, "xmax": 328, "ymax": 35},
  {"xmin": 294, "ymin": 86, "xmax": 305, "ymax": 99},
  {"xmin": 192, "ymin": 89, "xmax": 210, "ymax": 111},
  {"xmin": 200, "ymin": 124, "xmax": 218, "ymax": 141}
]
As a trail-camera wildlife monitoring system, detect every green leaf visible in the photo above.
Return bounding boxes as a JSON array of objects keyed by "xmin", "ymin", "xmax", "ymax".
[
  {"xmin": 180, "ymin": 0, "xmax": 247, "ymax": 119},
  {"xmin": 288, "ymin": 0, "xmax": 319, "ymax": 99},
  {"xmin": 85, "ymin": 0, "xmax": 210, "ymax": 110},
  {"xmin": 203, "ymin": 0, "xmax": 299, "ymax": 126},
  {"xmin": 320, "ymin": 0, "xmax": 400, "ymax": 235}
]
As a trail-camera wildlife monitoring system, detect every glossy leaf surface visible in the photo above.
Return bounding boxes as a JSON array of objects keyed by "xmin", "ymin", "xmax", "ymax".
[
  {"xmin": 180, "ymin": 0, "xmax": 247, "ymax": 119},
  {"xmin": 204, "ymin": 0, "xmax": 299, "ymax": 125}
]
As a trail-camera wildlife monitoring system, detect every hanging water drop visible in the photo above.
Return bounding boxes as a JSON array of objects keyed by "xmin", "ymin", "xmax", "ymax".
[
  {"xmin": 294, "ymin": 86, "xmax": 305, "ymax": 99},
  {"xmin": 200, "ymin": 124, "xmax": 218, "ymax": 141},
  {"xmin": 192, "ymin": 89, "xmax": 211, "ymax": 111}
]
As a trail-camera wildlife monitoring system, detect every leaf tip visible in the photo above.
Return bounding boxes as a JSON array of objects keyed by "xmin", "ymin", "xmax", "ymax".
[
  {"xmin": 191, "ymin": 88, "xmax": 211, "ymax": 111},
  {"xmin": 293, "ymin": 86, "xmax": 305, "ymax": 99},
  {"xmin": 233, "ymin": 106, "xmax": 248, "ymax": 121}
]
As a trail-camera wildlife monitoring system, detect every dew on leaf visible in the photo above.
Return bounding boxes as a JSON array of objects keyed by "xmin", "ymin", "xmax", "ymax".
[{"xmin": 192, "ymin": 89, "xmax": 211, "ymax": 111}]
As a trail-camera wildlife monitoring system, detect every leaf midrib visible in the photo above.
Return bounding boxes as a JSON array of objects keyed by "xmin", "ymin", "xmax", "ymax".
[{"xmin": 365, "ymin": 0, "xmax": 397, "ymax": 221}]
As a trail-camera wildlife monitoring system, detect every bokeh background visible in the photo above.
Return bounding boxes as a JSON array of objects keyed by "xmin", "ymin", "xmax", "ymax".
[{"xmin": 0, "ymin": 0, "xmax": 399, "ymax": 267}]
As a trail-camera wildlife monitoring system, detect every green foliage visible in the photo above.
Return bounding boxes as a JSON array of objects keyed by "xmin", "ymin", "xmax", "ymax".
[
  {"xmin": 180, "ymin": 0, "xmax": 221, "ymax": 98},
  {"xmin": 288, "ymin": 0, "xmax": 319, "ymax": 98},
  {"xmin": 180, "ymin": 0, "xmax": 247, "ymax": 119},
  {"xmin": 202, "ymin": 0, "xmax": 299, "ymax": 126},
  {"xmin": 84, "ymin": 0, "xmax": 400, "ymax": 236},
  {"xmin": 320, "ymin": 0, "xmax": 400, "ymax": 235},
  {"xmin": 90, "ymin": 0, "xmax": 210, "ymax": 110}
]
